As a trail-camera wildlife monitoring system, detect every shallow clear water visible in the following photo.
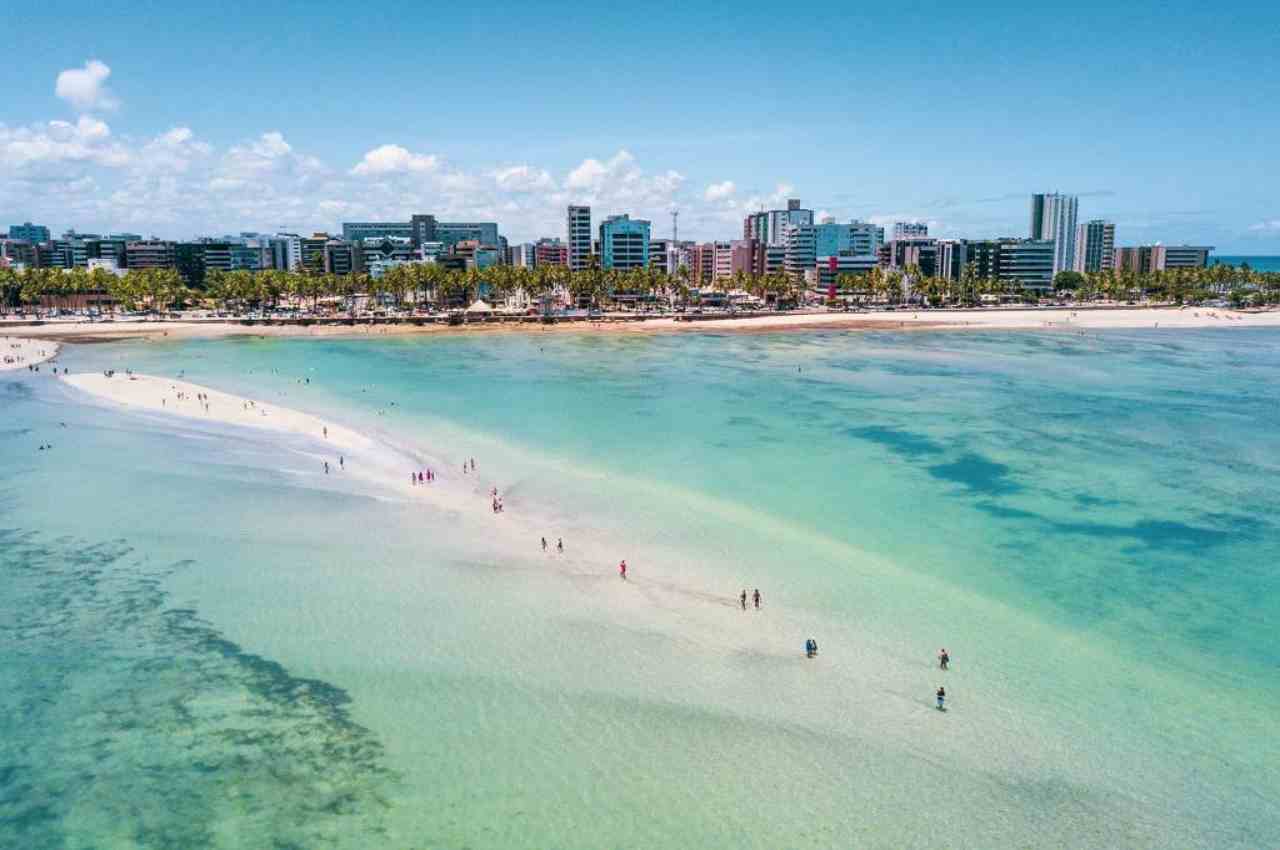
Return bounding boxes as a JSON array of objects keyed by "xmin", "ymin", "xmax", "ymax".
[{"xmin": 2, "ymin": 327, "xmax": 1277, "ymax": 848}]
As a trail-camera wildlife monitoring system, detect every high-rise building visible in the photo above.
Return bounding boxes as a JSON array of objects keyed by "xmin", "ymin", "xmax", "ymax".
[
  {"xmin": 1152, "ymin": 245, "xmax": 1213, "ymax": 270},
  {"xmin": 300, "ymin": 235, "xmax": 330, "ymax": 271},
  {"xmin": 933, "ymin": 239, "xmax": 1010, "ymax": 284},
  {"xmin": 200, "ymin": 240, "xmax": 268, "ymax": 273},
  {"xmin": 649, "ymin": 239, "xmax": 694, "ymax": 275},
  {"xmin": 534, "ymin": 237, "xmax": 568, "ymax": 267},
  {"xmin": 712, "ymin": 241, "xmax": 734, "ymax": 280},
  {"xmin": 1113, "ymin": 246, "xmax": 1151, "ymax": 274},
  {"xmin": 744, "ymin": 199, "xmax": 814, "ymax": 247},
  {"xmin": 342, "ymin": 222, "xmax": 414, "ymax": 242},
  {"xmin": 174, "ymin": 243, "xmax": 204, "ymax": 286},
  {"xmin": 811, "ymin": 254, "xmax": 880, "ymax": 290},
  {"xmin": 730, "ymin": 239, "xmax": 765, "ymax": 277},
  {"xmin": 125, "ymin": 240, "xmax": 176, "ymax": 270},
  {"xmin": 935, "ymin": 240, "xmax": 967, "ymax": 281},
  {"xmin": 893, "ymin": 221, "xmax": 928, "ymax": 240},
  {"xmin": 509, "ymin": 243, "xmax": 536, "ymax": 268},
  {"xmin": 1030, "ymin": 193, "xmax": 1079, "ymax": 277},
  {"xmin": 567, "ymin": 205, "xmax": 592, "ymax": 271},
  {"xmin": 410, "ymin": 214, "xmax": 437, "ymax": 247},
  {"xmin": 346, "ymin": 216, "xmax": 497, "ymax": 251},
  {"xmin": 814, "ymin": 220, "xmax": 883, "ymax": 258},
  {"xmin": 598, "ymin": 214, "xmax": 650, "ymax": 270},
  {"xmin": 323, "ymin": 239, "xmax": 357, "ymax": 275},
  {"xmin": 999, "ymin": 239, "xmax": 1055, "ymax": 290},
  {"xmin": 358, "ymin": 236, "xmax": 416, "ymax": 268},
  {"xmin": 1073, "ymin": 220, "xmax": 1115, "ymax": 273},
  {"xmin": 269, "ymin": 235, "xmax": 303, "ymax": 270},
  {"xmin": 9, "ymin": 222, "xmax": 50, "ymax": 243},
  {"xmin": 1116, "ymin": 244, "xmax": 1214, "ymax": 273},
  {"xmin": 887, "ymin": 238, "xmax": 938, "ymax": 277},
  {"xmin": 436, "ymin": 222, "xmax": 499, "ymax": 250},
  {"xmin": 783, "ymin": 224, "xmax": 817, "ymax": 280},
  {"xmin": 648, "ymin": 239, "xmax": 672, "ymax": 271},
  {"xmin": 0, "ymin": 239, "xmax": 38, "ymax": 269},
  {"xmin": 689, "ymin": 243, "xmax": 716, "ymax": 285}
]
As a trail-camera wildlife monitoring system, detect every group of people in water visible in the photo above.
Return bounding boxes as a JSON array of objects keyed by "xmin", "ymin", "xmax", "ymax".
[{"xmin": 801, "ymin": 640, "xmax": 951, "ymax": 711}]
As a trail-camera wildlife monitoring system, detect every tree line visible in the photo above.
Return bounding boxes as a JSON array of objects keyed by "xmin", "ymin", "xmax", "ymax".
[{"xmin": 2, "ymin": 261, "xmax": 1277, "ymax": 316}]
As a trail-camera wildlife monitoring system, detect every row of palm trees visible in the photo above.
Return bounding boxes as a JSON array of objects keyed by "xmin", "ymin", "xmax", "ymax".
[
  {"xmin": 853, "ymin": 264, "xmax": 1280, "ymax": 308},
  {"xmin": 3, "ymin": 261, "xmax": 1278, "ymax": 317}
]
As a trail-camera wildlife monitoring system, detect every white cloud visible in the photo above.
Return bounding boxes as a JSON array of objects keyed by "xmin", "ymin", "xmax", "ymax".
[
  {"xmin": 490, "ymin": 164, "xmax": 555, "ymax": 192},
  {"xmin": 350, "ymin": 143, "xmax": 439, "ymax": 176},
  {"xmin": 741, "ymin": 182, "xmax": 798, "ymax": 214},
  {"xmin": 135, "ymin": 126, "xmax": 212, "ymax": 174},
  {"xmin": 55, "ymin": 60, "xmax": 118, "ymax": 112},
  {"xmin": 566, "ymin": 150, "xmax": 636, "ymax": 190},
  {"xmin": 1248, "ymin": 220, "xmax": 1280, "ymax": 233},
  {"xmin": 221, "ymin": 132, "xmax": 321, "ymax": 183},
  {"xmin": 0, "ymin": 112, "xmax": 779, "ymax": 244},
  {"xmin": 0, "ymin": 116, "xmax": 129, "ymax": 169},
  {"xmin": 704, "ymin": 180, "xmax": 736, "ymax": 202},
  {"xmin": 253, "ymin": 131, "xmax": 292, "ymax": 158}
]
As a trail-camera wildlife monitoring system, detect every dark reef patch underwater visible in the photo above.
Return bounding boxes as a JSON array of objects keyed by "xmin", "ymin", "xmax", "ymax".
[{"xmin": 0, "ymin": 528, "xmax": 397, "ymax": 849}]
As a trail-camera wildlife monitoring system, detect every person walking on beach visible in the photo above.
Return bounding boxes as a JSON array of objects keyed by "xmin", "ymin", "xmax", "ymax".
[
  {"xmin": 324, "ymin": 461, "xmax": 329, "ymax": 474},
  {"xmin": 556, "ymin": 538, "xmax": 563, "ymax": 554},
  {"xmin": 740, "ymin": 589, "xmax": 747, "ymax": 610},
  {"xmin": 339, "ymin": 456, "xmax": 344, "ymax": 468},
  {"xmin": 936, "ymin": 687, "xmax": 946, "ymax": 711},
  {"xmin": 619, "ymin": 560, "xmax": 627, "ymax": 580},
  {"xmin": 541, "ymin": 537, "xmax": 547, "ymax": 552},
  {"xmin": 939, "ymin": 648, "xmax": 950, "ymax": 670},
  {"xmin": 753, "ymin": 588, "xmax": 761, "ymax": 610}
]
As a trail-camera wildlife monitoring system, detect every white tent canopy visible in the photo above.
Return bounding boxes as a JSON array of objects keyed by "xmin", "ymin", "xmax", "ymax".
[{"xmin": 465, "ymin": 300, "xmax": 494, "ymax": 313}]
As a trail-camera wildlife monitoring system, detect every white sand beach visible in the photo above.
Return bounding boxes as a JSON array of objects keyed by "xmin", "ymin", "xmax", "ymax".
[
  {"xmin": 1, "ymin": 336, "xmax": 60, "ymax": 371},
  {"xmin": 4, "ymin": 305, "xmax": 1278, "ymax": 348},
  {"xmin": 640, "ymin": 304, "xmax": 1280, "ymax": 333},
  {"xmin": 61, "ymin": 372, "xmax": 374, "ymax": 451}
]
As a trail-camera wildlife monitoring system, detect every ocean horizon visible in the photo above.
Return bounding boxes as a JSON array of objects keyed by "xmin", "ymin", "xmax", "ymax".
[{"xmin": 1211, "ymin": 254, "xmax": 1280, "ymax": 271}]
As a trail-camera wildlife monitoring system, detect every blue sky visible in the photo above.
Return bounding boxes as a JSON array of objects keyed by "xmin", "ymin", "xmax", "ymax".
[{"xmin": 2, "ymin": 0, "xmax": 1277, "ymax": 251}]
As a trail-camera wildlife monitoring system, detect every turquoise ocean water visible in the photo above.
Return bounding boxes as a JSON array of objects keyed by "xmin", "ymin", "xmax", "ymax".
[
  {"xmin": 2, "ymin": 327, "xmax": 1277, "ymax": 848},
  {"xmin": 1212, "ymin": 255, "xmax": 1280, "ymax": 271}
]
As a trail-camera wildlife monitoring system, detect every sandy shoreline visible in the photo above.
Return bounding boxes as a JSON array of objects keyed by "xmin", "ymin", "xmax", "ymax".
[
  {"xmin": 61, "ymin": 372, "xmax": 375, "ymax": 452},
  {"xmin": 1, "ymin": 336, "xmax": 60, "ymax": 371},
  {"xmin": 3, "ymin": 304, "xmax": 1277, "ymax": 347}
]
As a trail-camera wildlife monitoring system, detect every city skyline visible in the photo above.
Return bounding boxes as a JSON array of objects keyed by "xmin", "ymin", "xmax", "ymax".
[{"xmin": 2, "ymin": 1, "xmax": 1277, "ymax": 252}]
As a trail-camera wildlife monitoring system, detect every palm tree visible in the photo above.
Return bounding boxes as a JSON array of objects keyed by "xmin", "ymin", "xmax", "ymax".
[{"xmin": 0, "ymin": 266, "xmax": 20, "ymax": 315}]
